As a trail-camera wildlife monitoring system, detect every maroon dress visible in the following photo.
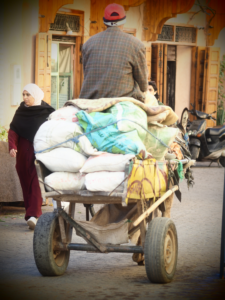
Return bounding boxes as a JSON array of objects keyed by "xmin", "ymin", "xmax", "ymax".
[{"xmin": 8, "ymin": 129, "xmax": 42, "ymax": 220}]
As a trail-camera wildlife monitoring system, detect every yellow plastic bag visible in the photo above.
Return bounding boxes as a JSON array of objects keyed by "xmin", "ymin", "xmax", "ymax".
[{"xmin": 126, "ymin": 158, "xmax": 168, "ymax": 204}]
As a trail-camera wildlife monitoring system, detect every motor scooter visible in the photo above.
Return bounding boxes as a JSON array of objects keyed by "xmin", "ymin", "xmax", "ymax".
[{"xmin": 180, "ymin": 105, "xmax": 225, "ymax": 166}]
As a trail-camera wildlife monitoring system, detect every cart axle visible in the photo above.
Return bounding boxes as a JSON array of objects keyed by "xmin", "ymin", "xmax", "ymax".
[{"xmin": 55, "ymin": 242, "xmax": 144, "ymax": 253}]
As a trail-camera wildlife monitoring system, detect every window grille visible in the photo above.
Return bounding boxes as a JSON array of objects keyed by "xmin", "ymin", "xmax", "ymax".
[
  {"xmin": 157, "ymin": 25, "xmax": 174, "ymax": 41},
  {"xmin": 50, "ymin": 14, "xmax": 80, "ymax": 32},
  {"xmin": 175, "ymin": 26, "xmax": 196, "ymax": 43}
]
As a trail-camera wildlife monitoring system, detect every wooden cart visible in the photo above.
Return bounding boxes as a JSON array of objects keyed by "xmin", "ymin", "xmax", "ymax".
[{"xmin": 33, "ymin": 160, "xmax": 180, "ymax": 284}]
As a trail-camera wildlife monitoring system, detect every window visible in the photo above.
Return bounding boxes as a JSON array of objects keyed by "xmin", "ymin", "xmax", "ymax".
[
  {"xmin": 158, "ymin": 25, "xmax": 197, "ymax": 44},
  {"xmin": 51, "ymin": 42, "xmax": 75, "ymax": 109},
  {"xmin": 175, "ymin": 26, "xmax": 196, "ymax": 43},
  {"xmin": 157, "ymin": 25, "xmax": 174, "ymax": 41},
  {"xmin": 49, "ymin": 13, "xmax": 81, "ymax": 35}
]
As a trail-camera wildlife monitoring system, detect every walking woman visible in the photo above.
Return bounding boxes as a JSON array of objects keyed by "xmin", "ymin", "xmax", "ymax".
[{"xmin": 8, "ymin": 84, "xmax": 55, "ymax": 229}]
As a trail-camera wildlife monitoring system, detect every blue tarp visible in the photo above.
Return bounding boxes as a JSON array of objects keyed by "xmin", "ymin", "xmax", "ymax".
[{"xmin": 77, "ymin": 110, "xmax": 147, "ymax": 156}]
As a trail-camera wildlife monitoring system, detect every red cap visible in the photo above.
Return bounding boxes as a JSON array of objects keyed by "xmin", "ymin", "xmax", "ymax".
[{"xmin": 103, "ymin": 3, "xmax": 126, "ymax": 26}]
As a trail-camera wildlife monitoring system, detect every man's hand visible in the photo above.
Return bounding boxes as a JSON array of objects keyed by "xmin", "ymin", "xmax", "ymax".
[{"xmin": 10, "ymin": 149, "xmax": 17, "ymax": 158}]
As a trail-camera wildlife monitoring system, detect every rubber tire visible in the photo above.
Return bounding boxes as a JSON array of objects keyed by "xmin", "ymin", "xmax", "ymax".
[
  {"xmin": 144, "ymin": 217, "xmax": 178, "ymax": 283},
  {"xmin": 190, "ymin": 145, "xmax": 200, "ymax": 160},
  {"xmin": 33, "ymin": 212, "xmax": 70, "ymax": 276}
]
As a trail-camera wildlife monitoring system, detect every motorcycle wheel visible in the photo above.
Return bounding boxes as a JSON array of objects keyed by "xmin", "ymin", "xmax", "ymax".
[
  {"xmin": 190, "ymin": 145, "xmax": 200, "ymax": 160},
  {"xmin": 219, "ymin": 157, "xmax": 225, "ymax": 167}
]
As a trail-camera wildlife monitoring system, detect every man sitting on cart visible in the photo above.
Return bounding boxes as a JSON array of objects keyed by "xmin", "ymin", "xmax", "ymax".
[
  {"xmin": 79, "ymin": 3, "xmax": 148, "ymax": 102},
  {"xmin": 79, "ymin": 3, "xmax": 149, "ymax": 265}
]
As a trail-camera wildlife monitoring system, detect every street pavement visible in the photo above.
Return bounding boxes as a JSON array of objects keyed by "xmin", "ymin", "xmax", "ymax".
[{"xmin": 0, "ymin": 165, "xmax": 225, "ymax": 300}]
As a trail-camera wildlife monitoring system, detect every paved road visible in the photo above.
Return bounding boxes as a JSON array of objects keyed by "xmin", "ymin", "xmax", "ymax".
[{"xmin": 0, "ymin": 166, "xmax": 225, "ymax": 300}]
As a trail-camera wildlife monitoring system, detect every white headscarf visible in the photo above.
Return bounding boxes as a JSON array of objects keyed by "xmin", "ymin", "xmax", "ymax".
[{"xmin": 23, "ymin": 83, "xmax": 44, "ymax": 106}]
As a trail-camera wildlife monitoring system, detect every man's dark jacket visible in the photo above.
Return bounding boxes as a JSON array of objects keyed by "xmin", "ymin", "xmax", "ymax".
[{"xmin": 79, "ymin": 26, "xmax": 148, "ymax": 101}]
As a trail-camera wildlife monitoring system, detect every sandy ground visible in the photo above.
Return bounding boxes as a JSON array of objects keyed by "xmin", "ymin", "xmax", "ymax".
[{"xmin": 0, "ymin": 165, "xmax": 225, "ymax": 300}]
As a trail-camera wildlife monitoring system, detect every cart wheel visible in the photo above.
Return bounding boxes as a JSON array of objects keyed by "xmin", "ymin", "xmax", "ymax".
[
  {"xmin": 33, "ymin": 212, "xmax": 70, "ymax": 276},
  {"xmin": 144, "ymin": 217, "xmax": 178, "ymax": 283}
]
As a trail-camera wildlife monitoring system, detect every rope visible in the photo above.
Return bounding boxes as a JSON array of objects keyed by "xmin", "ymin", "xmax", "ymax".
[{"xmin": 34, "ymin": 118, "xmax": 170, "ymax": 154}]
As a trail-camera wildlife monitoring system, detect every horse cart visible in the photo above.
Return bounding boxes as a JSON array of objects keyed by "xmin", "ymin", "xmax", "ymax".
[{"xmin": 33, "ymin": 158, "xmax": 185, "ymax": 284}]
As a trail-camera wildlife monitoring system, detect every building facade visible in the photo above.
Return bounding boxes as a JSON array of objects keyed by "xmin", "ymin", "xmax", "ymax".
[{"xmin": 1, "ymin": 0, "xmax": 225, "ymax": 128}]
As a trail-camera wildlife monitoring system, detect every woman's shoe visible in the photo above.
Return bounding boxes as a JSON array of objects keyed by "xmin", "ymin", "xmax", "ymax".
[{"xmin": 27, "ymin": 217, "xmax": 37, "ymax": 230}]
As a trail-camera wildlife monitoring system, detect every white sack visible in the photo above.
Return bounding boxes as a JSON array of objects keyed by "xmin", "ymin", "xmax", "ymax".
[
  {"xmin": 36, "ymin": 148, "xmax": 87, "ymax": 172},
  {"xmin": 80, "ymin": 153, "xmax": 134, "ymax": 173},
  {"xmin": 34, "ymin": 120, "xmax": 99, "ymax": 156},
  {"xmin": 45, "ymin": 172, "xmax": 85, "ymax": 191},
  {"xmin": 48, "ymin": 106, "xmax": 80, "ymax": 123},
  {"xmin": 85, "ymin": 172, "xmax": 125, "ymax": 192}
]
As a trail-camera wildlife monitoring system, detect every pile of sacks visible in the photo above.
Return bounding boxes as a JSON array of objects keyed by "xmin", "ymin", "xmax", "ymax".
[
  {"xmin": 34, "ymin": 98, "xmax": 179, "ymax": 193},
  {"xmin": 34, "ymin": 104, "xmax": 139, "ymax": 193}
]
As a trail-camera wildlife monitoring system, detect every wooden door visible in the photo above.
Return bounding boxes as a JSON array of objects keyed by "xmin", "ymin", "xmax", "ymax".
[
  {"xmin": 151, "ymin": 44, "xmax": 162, "ymax": 102},
  {"xmin": 163, "ymin": 44, "xmax": 167, "ymax": 105},
  {"xmin": 35, "ymin": 33, "xmax": 52, "ymax": 104},
  {"xmin": 151, "ymin": 43, "xmax": 168, "ymax": 104},
  {"xmin": 190, "ymin": 47, "xmax": 220, "ymax": 127},
  {"xmin": 190, "ymin": 47, "xmax": 206, "ymax": 113},
  {"xmin": 203, "ymin": 47, "xmax": 220, "ymax": 127},
  {"xmin": 146, "ymin": 47, "xmax": 151, "ymax": 81}
]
